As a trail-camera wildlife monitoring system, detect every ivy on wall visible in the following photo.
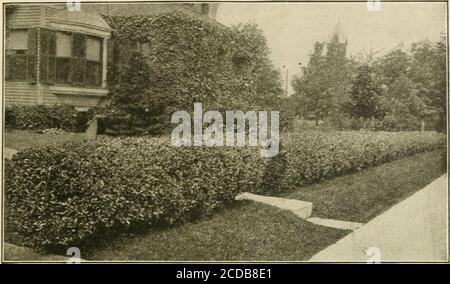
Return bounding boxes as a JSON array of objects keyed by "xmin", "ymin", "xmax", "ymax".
[{"xmin": 103, "ymin": 12, "xmax": 260, "ymax": 132}]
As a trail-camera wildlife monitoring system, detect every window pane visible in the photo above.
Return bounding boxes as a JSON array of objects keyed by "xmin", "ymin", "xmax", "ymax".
[
  {"xmin": 6, "ymin": 29, "xmax": 28, "ymax": 50},
  {"xmin": 56, "ymin": 32, "xmax": 72, "ymax": 57},
  {"xmin": 73, "ymin": 33, "xmax": 86, "ymax": 58},
  {"xmin": 86, "ymin": 37, "xmax": 101, "ymax": 61},
  {"xmin": 86, "ymin": 61, "xmax": 101, "ymax": 86},
  {"xmin": 7, "ymin": 55, "xmax": 27, "ymax": 81},
  {"xmin": 56, "ymin": 57, "xmax": 71, "ymax": 84},
  {"xmin": 27, "ymin": 55, "xmax": 37, "ymax": 82}
]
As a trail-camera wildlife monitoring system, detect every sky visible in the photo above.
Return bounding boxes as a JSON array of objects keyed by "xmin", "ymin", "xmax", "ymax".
[{"xmin": 216, "ymin": 2, "xmax": 447, "ymax": 94}]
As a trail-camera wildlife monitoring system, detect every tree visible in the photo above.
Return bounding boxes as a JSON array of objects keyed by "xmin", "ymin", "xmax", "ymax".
[
  {"xmin": 232, "ymin": 22, "xmax": 284, "ymax": 110},
  {"xmin": 373, "ymin": 40, "xmax": 446, "ymax": 131},
  {"xmin": 346, "ymin": 64, "xmax": 383, "ymax": 121},
  {"xmin": 292, "ymin": 38, "xmax": 354, "ymax": 125},
  {"xmin": 409, "ymin": 38, "xmax": 446, "ymax": 132}
]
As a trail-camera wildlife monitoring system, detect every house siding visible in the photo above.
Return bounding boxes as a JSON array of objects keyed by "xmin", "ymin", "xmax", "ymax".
[
  {"xmin": 43, "ymin": 4, "xmax": 66, "ymax": 27},
  {"xmin": 6, "ymin": 5, "xmax": 42, "ymax": 28},
  {"xmin": 4, "ymin": 82, "xmax": 38, "ymax": 106}
]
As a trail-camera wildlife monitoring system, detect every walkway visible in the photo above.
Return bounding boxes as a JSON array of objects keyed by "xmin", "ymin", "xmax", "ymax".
[{"xmin": 309, "ymin": 174, "xmax": 448, "ymax": 262}]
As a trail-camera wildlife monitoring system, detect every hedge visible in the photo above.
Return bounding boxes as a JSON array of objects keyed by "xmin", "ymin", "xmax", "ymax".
[
  {"xmin": 281, "ymin": 131, "xmax": 446, "ymax": 189},
  {"xmin": 5, "ymin": 131, "xmax": 445, "ymax": 249},
  {"xmin": 5, "ymin": 105, "xmax": 80, "ymax": 132},
  {"xmin": 5, "ymin": 138, "xmax": 268, "ymax": 249}
]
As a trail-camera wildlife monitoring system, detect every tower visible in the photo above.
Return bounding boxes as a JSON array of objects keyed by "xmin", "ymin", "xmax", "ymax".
[
  {"xmin": 328, "ymin": 21, "xmax": 348, "ymax": 58},
  {"xmin": 330, "ymin": 21, "xmax": 348, "ymax": 45}
]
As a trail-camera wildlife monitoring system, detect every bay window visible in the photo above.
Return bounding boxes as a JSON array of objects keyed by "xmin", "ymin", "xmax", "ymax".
[{"xmin": 40, "ymin": 28, "xmax": 104, "ymax": 87}]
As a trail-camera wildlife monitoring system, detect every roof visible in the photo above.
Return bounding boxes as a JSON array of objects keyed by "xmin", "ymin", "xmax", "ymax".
[{"xmin": 49, "ymin": 9, "xmax": 112, "ymax": 32}]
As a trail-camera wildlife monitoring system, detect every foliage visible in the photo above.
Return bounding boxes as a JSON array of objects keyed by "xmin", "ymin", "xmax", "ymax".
[
  {"xmin": 290, "ymin": 34, "xmax": 446, "ymax": 132},
  {"xmin": 5, "ymin": 131, "xmax": 445, "ymax": 249},
  {"xmin": 291, "ymin": 38, "xmax": 355, "ymax": 124},
  {"xmin": 345, "ymin": 64, "xmax": 383, "ymax": 119},
  {"xmin": 5, "ymin": 138, "xmax": 267, "ymax": 249},
  {"xmin": 231, "ymin": 22, "xmax": 284, "ymax": 110},
  {"xmin": 82, "ymin": 150, "xmax": 443, "ymax": 261},
  {"xmin": 5, "ymin": 105, "xmax": 80, "ymax": 132},
  {"xmin": 370, "ymin": 38, "xmax": 446, "ymax": 131},
  {"xmin": 103, "ymin": 13, "xmax": 267, "ymax": 132},
  {"xmin": 281, "ymin": 131, "xmax": 444, "ymax": 187}
]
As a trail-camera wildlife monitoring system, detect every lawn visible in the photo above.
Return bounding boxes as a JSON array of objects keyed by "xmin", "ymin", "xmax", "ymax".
[
  {"xmin": 4, "ymin": 129, "xmax": 87, "ymax": 150},
  {"xmin": 79, "ymin": 150, "xmax": 445, "ymax": 261}
]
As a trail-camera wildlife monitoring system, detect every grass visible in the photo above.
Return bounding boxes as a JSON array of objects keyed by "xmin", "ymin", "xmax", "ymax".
[
  {"xmin": 82, "ymin": 203, "xmax": 349, "ymax": 261},
  {"xmin": 79, "ymin": 150, "xmax": 445, "ymax": 261},
  {"xmin": 4, "ymin": 129, "xmax": 87, "ymax": 150},
  {"xmin": 3, "ymin": 243, "xmax": 67, "ymax": 262},
  {"xmin": 285, "ymin": 150, "xmax": 446, "ymax": 223}
]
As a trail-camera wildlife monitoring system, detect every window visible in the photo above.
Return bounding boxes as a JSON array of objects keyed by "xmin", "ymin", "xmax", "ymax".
[
  {"xmin": 5, "ymin": 29, "xmax": 37, "ymax": 82},
  {"xmin": 55, "ymin": 32, "xmax": 71, "ymax": 84},
  {"xmin": 86, "ymin": 36, "xmax": 102, "ymax": 86},
  {"xmin": 6, "ymin": 29, "xmax": 28, "ymax": 54},
  {"xmin": 86, "ymin": 37, "xmax": 101, "ymax": 61},
  {"xmin": 40, "ymin": 29, "xmax": 104, "ymax": 87},
  {"xmin": 56, "ymin": 32, "xmax": 72, "ymax": 57}
]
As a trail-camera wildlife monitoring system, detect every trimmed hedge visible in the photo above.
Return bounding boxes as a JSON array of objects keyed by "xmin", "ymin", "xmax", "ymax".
[
  {"xmin": 281, "ymin": 131, "xmax": 445, "ymax": 189},
  {"xmin": 5, "ymin": 139, "xmax": 268, "ymax": 249},
  {"xmin": 5, "ymin": 131, "xmax": 445, "ymax": 249},
  {"xmin": 5, "ymin": 105, "xmax": 80, "ymax": 132}
]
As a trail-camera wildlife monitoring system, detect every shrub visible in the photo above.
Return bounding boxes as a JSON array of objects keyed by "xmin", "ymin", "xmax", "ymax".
[
  {"xmin": 5, "ymin": 105, "xmax": 80, "ymax": 132},
  {"xmin": 5, "ymin": 138, "xmax": 267, "ymax": 249},
  {"xmin": 281, "ymin": 131, "xmax": 445, "ymax": 189},
  {"xmin": 5, "ymin": 131, "xmax": 445, "ymax": 249},
  {"xmin": 86, "ymin": 105, "xmax": 171, "ymax": 136}
]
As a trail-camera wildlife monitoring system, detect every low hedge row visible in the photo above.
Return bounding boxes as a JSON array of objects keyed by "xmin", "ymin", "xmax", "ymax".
[
  {"xmin": 5, "ymin": 105, "xmax": 81, "ymax": 132},
  {"xmin": 5, "ymin": 131, "xmax": 445, "ymax": 249},
  {"xmin": 281, "ymin": 131, "xmax": 445, "ymax": 189},
  {"xmin": 5, "ymin": 139, "xmax": 268, "ymax": 249}
]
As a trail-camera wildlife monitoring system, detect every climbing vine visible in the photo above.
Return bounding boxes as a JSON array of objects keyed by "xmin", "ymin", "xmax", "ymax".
[{"xmin": 102, "ymin": 12, "xmax": 260, "ymax": 134}]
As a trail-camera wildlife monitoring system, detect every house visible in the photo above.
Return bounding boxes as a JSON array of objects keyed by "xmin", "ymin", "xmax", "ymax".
[{"xmin": 4, "ymin": 2, "xmax": 219, "ymax": 111}]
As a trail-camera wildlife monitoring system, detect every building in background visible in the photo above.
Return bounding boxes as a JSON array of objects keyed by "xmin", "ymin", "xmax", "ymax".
[{"xmin": 4, "ymin": 2, "xmax": 219, "ymax": 110}]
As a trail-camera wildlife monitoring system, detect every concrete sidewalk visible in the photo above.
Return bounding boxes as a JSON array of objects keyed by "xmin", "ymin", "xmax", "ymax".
[{"xmin": 309, "ymin": 174, "xmax": 448, "ymax": 262}]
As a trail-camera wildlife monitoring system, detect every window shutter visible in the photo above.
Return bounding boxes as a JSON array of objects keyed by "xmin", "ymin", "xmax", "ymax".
[
  {"xmin": 48, "ymin": 31, "xmax": 56, "ymax": 83},
  {"xmin": 39, "ymin": 28, "xmax": 56, "ymax": 84},
  {"xmin": 72, "ymin": 33, "xmax": 86, "ymax": 86},
  {"xmin": 27, "ymin": 28, "xmax": 38, "ymax": 83}
]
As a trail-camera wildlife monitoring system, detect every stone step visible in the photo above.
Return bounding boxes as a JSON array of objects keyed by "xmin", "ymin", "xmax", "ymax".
[{"xmin": 235, "ymin": 192, "xmax": 313, "ymax": 218}]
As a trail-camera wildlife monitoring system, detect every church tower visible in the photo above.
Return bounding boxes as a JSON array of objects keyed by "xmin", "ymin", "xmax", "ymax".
[
  {"xmin": 328, "ymin": 21, "xmax": 348, "ymax": 58},
  {"xmin": 330, "ymin": 21, "xmax": 348, "ymax": 45}
]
